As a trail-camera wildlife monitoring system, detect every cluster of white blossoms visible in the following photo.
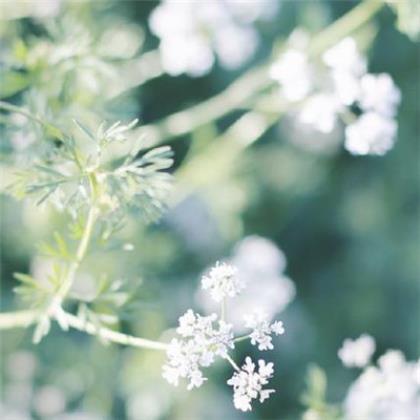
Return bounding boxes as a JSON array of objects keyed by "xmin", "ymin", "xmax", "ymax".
[
  {"xmin": 339, "ymin": 341, "xmax": 420, "ymax": 420},
  {"xmin": 198, "ymin": 236, "xmax": 295, "ymax": 330},
  {"xmin": 201, "ymin": 262, "xmax": 244, "ymax": 302},
  {"xmin": 162, "ymin": 260, "xmax": 286, "ymax": 411},
  {"xmin": 270, "ymin": 37, "xmax": 401, "ymax": 155},
  {"xmin": 338, "ymin": 334, "xmax": 376, "ymax": 368},
  {"xmin": 245, "ymin": 311, "xmax": 285, "ymax": 351},
  {"xmin": 227, "ymin": 357, "xmax": 275, "ymax": 412},
  {"xmin": 162, "ymin": 310, "xmax": 234, "ymax": 390},
  {"xmin": 149, "ymin": 0, "xmax": 278, "ymax": 76}
]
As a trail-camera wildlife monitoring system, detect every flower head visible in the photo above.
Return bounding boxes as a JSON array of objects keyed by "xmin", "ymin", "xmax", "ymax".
[
  {"xmin": 162, "ymin": 310, "xmax": 234, "ymax": 390},
  {"xmin": 359, "ymin": 73, "xmax": 401, "ymax": 117},
  {"xmin": 270, "ymin": 49, "xmax": 313, "ymax": 102},
  {"xmin": 344, "ymin": 349, "xmax": 419, "ymax": 419},
  {"xmin": 227, "ymin": 357, "xmax": 275, "ymax": 411},
  {"xmin": 201, "ymin": 262, "xmax": 244, "ymax": 302},
  {"xmin": 244, "ymin": 311, "xmax": 285, "ymax": 351},
  {"xmin": 345, "ymin": 112, "xmax": 397, "ymax": 156},
  {"xmin": 338, "ymin": 334, "xmax": 376, "ymax": 368}
]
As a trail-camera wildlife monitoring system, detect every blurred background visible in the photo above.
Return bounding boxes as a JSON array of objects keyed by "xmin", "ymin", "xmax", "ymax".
[{"xmin": 0, "ymin": 1, "xmax": 419, "ymax": 419}]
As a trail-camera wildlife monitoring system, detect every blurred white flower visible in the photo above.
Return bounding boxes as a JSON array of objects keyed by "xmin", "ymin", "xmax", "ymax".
[
  {"xmin": 227, "ymin": 357, "xmax": 275, "ymax": 411},
  {"xmin": 149, "ymin": 0, "xmax": 269, "ymax": 76},
  {"xmin": 33, "ymin": 385, "xmax": 66, "ymax": 417},
  {"xmin": 162, "ymin": 310, "xmax": 234, "ymax": 390},
  {"xmin": 359, "ymin": 73, "xmax": 401, "ymax": 117},
  {"xmin": 201, "ymin": 262, "xmax": 243, "ymax": 302},
  {"xmin": 6, "ymin": 351, "xmax": 37, "ymax": 382},
  {"xmin": 270, "ymin": 49, "xmax": 313, "ymax": 101},
  {"xmin": 244, "ymin": 311, "xmax": 285, "ymax": 351},
  {"xmin": 323, "ymin": 37, "xmax": 367, "ymax": 76},
  {"xmin": 225, "ymin": 0, "xmax": 280, "ymax": 23},
  {"xmin": 344, "ymin": 350, "xmax": 420, "ymax": 420},
  {"xmin": 345, "ymin": 112, "xmax": 397, "ymax": 156},
  {"xmin": 299, "ymin": 94, "xmax": 342, "ymax": 133},
  {"xmin": 338, "ymin": 334, "xmax": 376, "ymax": 368},
  {"xmin": 213, "ymin": 24, "xmax": 259, "ymax": 70}
]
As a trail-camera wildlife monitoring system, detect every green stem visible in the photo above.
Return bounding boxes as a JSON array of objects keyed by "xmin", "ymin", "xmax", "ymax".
[
  {"xmin": 225, "ymin": 354, "xmax": 241, "ymax": 372},
  {"xmin": 55, "ymin": 203, "xmax": 97, "ymax": 302},
  {"xmin": 221, "ymin": 298, "xmax": 227, "ymax": 322},
  {"xmin": 308, "ymin": 0, "xmax": 384, "ymax": 57},
  {"xmin": 0, "ymin": 309, "xmax": 168, "ymax": 351},
  {"xmin": 139, "ymin": 65, "xmax": 270, "ymax": 146},
  {"xmin": 234, "ymin": 334, "xmax": 251, "ymax": 344},
  {"xmin": 0, "ymin": 100, "xmax": 46, "ymax": 126},
  {"xmin": 0, "ymin": 100, "xmax": 64, "ymax": 140}
]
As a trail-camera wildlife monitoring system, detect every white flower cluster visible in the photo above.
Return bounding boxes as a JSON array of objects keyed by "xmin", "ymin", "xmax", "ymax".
[
  {"xmin": 270, "ymin": 37, "xmax": 401, "ymax": 155},
  {"xmin": 201, "ymin": 261, "xmax": 244, "ymax": 302},
  {"xmin": 227, "ymin": 357, "xmax": 275, "ymax": 412},
  {"xmin": 338, "ymin": 334, "xmax": 376, "ymax": 368},
  {"xmin": 163, "ymin": 261, "xmax": 286, "ymax": 411},
  {"xmin": 149, "ymin": 0, "xmax": 278, "ymax": 76},
  {"xmin": 245, "ymin": 311, "xmax": 285, "ymax": 351},
  {"xmin": 162, "ymin": 310, "xmax": 234, "ymax": 390},
  {"xmin": 198, "ymin": 236, "xmax": 295, "ymax": 330},
  {"xmin": 343, "ymin": 347, "xmax": 420, "ymax": 420}
]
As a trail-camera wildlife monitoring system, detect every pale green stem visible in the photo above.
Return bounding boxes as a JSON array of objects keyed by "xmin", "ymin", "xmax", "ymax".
[
  {"xmin": 0, "ymin": 309, "xmax": 168, "ymax": 351},
  {"xmin": 54, "ymin": 203, "xmax": 97, "ymax": 302},
  {"xmin": 137, "ymin": 65, "xmax": 270, "ymax": 146},
  {"xmin": 234, "ymin": 334, "xmax": 251, "ymax": 344},
  {"xmin": 0, "ymin": 100, "xmax": 46, "ymax": 126},
  {"xmin": 308, "ymin": 0, "xmax": 384, "ymax": 57},
  {"xmin": 0, "ymin": 100, "xmax": 64, "ymax": 140},
  {"xmin": 221, "ymin": 298, "xmax": 227, "ymax": 322},
  {"xmin": 225, "ymin": 354, "xmax": 241, "ymax": 372}
]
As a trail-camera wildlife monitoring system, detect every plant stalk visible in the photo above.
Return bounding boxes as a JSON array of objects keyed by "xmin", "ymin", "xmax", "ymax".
[{"xmin": 0, "ymin": 309, "xmax": 168, "ymax": 351}]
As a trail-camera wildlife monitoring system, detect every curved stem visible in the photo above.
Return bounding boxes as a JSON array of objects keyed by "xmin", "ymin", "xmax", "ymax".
[
  {"xmin": 55, "ymin": 203, "xmax": 97, "ymax": 302},
  {"xmin": 138, "ymin": 65, "xmax": 270, "ymax": 146},
  {"xmin": 0, "ymin": 309, "xmax": 168, "ymax": 351}
]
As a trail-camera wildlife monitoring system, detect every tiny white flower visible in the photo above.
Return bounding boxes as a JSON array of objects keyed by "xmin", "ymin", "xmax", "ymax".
[
  {"xmin": 270, "ymin": 49, "xmax": 313, "ymax": 102},
  {"xmin": 338, "ymin": 334, "xmax": 376, "ymax": 368},
  {"xmin": 298, "ymin": 94, "xmax": 342, "ymax": 133},
  {"xmin": 359, "ymin": 73, "xmax": 401, "ymax": 117},
  {"xmin": 201, "ymin": 262, "xmax": 244, "ymax": 302},
  {"xmin": 244, "ymin": 311, "xmax": 285, "ymax": 351},
  {"xmin": 345, "ymin": 112, "xmax": 398, "ymax": 156},
  {"xmin": 227, "ymin": 356, "xmax": 275, "ymax": 411},
  {"xmin": 323, "ymin": 37, "xmax": 366, "ymax": 76}
]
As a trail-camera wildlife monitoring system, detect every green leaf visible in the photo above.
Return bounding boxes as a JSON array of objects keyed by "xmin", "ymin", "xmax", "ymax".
[
  {"xmin": 13, "ymin": 272, "xmax": 38, "ymax": 287},
  {"xmin": 0, "ymin": 70, "xmax": 30, "ymax": 98},
  {"xmin": 73, "ymin": 119, "xmax": 95, "ymax": 141}
]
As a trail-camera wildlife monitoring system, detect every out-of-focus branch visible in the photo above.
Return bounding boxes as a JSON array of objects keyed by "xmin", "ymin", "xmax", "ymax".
[
  {"xmin": 139, "ymin": 0, "xmax": 383, "ymax": 147},
  {"xmin": 0, "ymin": 309, "xmax": 168, "ymax": 351}
]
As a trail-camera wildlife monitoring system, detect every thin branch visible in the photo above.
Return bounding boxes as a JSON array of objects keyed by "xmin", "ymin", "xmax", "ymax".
[
  {"xmin": 225, "ymin": 354, "xmax": 241, "ymax": 372},
  {"xmin": 234, "ymin": 334, "xmax": 251, "ymax": 344},
  {"xmin": 0, "ymin": 309, "xmax": 168, "ymax": 351}
]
